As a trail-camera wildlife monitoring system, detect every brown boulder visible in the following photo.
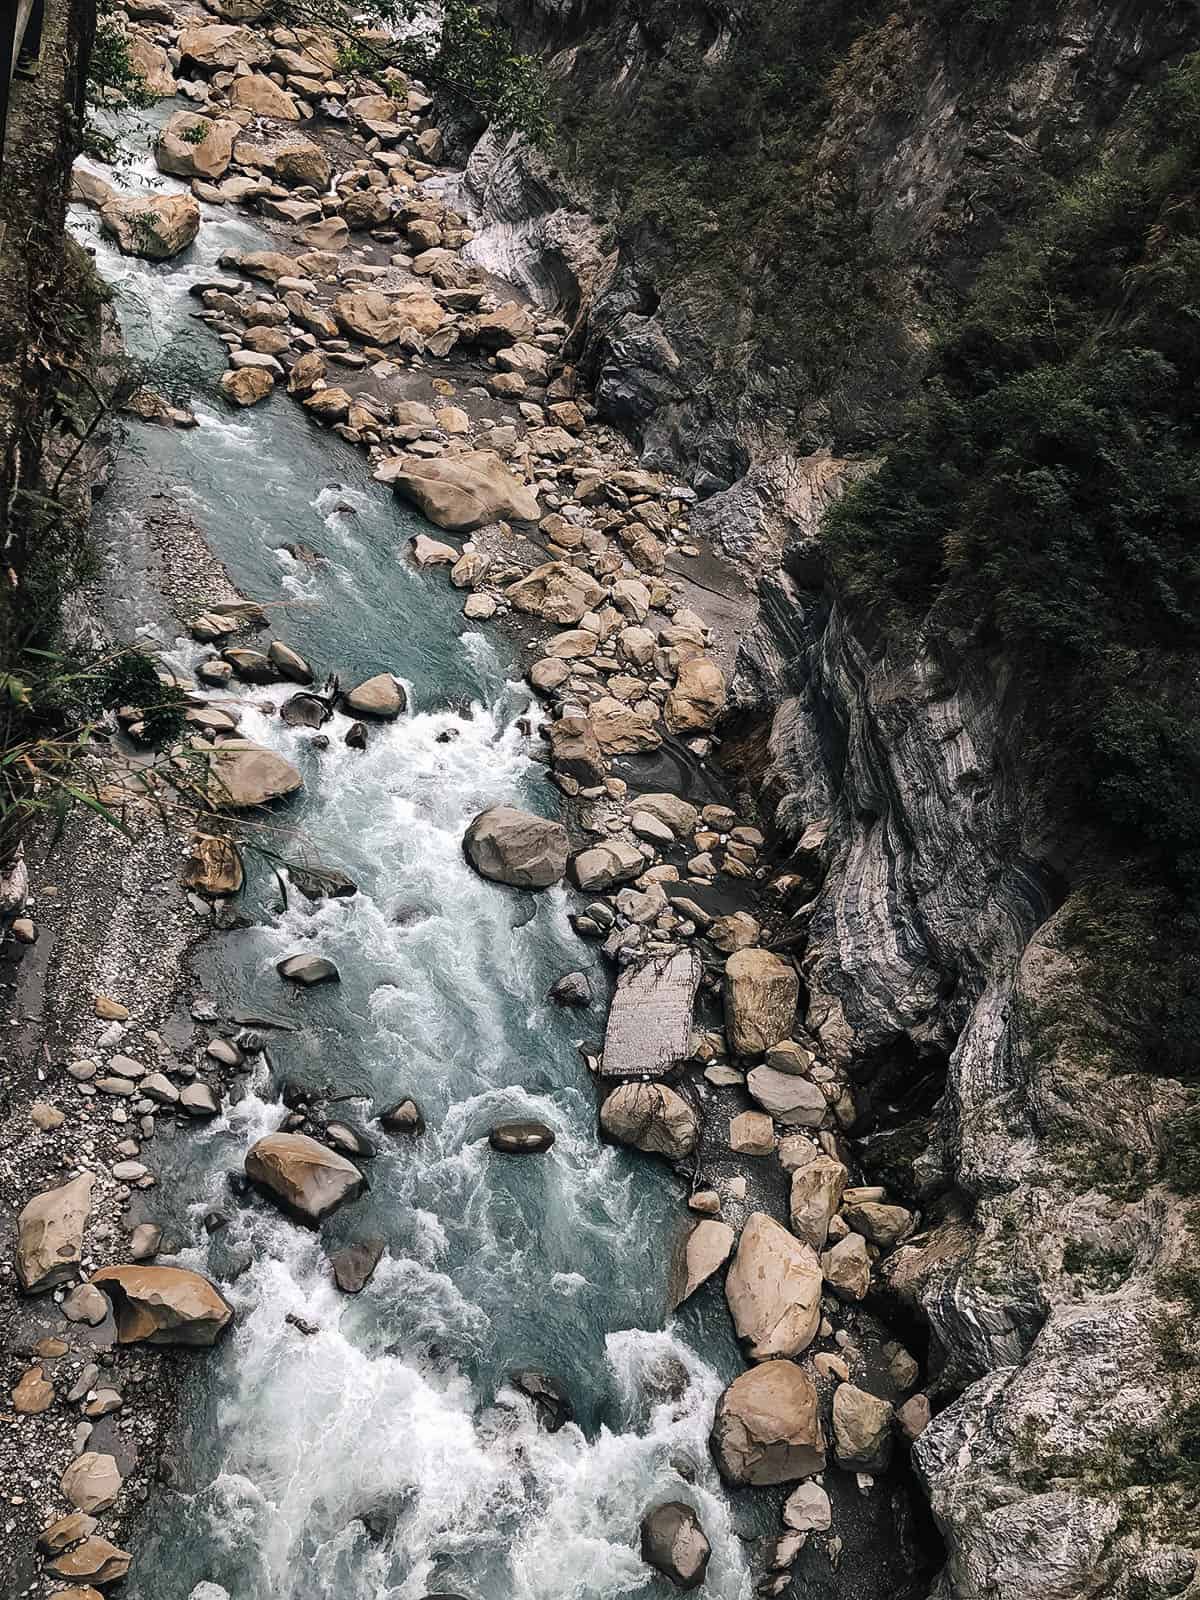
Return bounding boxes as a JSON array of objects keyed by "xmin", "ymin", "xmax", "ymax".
[
  {"xmin": 600, "ymin": 1081, "xmax": 698, "ymax": 1161},
  {"xmin": 15, "ymin": 1172, "xmax": 93, "ymax": 1293},
  {"xmin": 724, "ymin": 948, "xmax": 799, "ymax": 1056},
  {"xmin": 178, "ymin": 23, "xmax": 270, "ymax": 71},
  {"xmin": 155, "ymin": 113, "xmax": 239, "ymax": 180},
  {"xmin": 665, "ymin": 656, "xmax": 727, "ymax": 733},
  {"xmin": 91, "ymin": 1264, "xmax": 234, "ymax": 1346},
  {"xmin": 230, "ymin": 74, "xmax": 301, "ymax": 119},
  {"xmin": 505, "ymin": 561, "xmax": 604, "ymax": 624},
  {"xmin": 725, "ymin": 1211, "xmax": 823, "ymax": 1360},
  {"xmin": 245, "ymin": 1131, "xmax": 366, "ymax": 1226},
  {"xmin": 377, "ymin": 451, "xmax": 539, "ymax": 532},
  {"xmin": 710, "ymin": 1361, "xmax": 826, "ymax": 1485},
  {"xmin": 333, "ymin": 289, "xmax": 444, "ymax": 344},
  {"xmin": 463, "ymin": 805, "xmax": 568, "ymax": 889}
]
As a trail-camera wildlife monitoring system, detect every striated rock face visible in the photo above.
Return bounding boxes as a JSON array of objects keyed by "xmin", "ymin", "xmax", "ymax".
[{"xmin": 731, "ymin": 517, "xmax": 1198, "ymax": 1590}]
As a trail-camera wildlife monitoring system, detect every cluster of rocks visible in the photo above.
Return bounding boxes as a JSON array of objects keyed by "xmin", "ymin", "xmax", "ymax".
[{"xmin": 7, "ymin": 976, "xmax": 245, "ymax": 1593}]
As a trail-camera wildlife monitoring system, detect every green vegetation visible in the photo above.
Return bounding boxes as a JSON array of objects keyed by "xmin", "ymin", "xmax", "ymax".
[
  {"xmin": 825, "ymin": 56, "xmax": 1200, "ymax": 908},
  {"xmin": 273, "ymin": 0, "xmax": 551, "ymax": 139},
  {"xmin": 1061, "ymin": 1239, "xmax": 1134, "ymax": 1295},
  {"xmin": 557, "ymin": 0, "xmax": 904, "ymax": 408},
  {"xmin": 84, "ymin": 0, "xmax": 154, "ymax": 161},
  {"xmin": 1160, "ymin": 1102, "xmax": 1200, "ymax": 1196}
]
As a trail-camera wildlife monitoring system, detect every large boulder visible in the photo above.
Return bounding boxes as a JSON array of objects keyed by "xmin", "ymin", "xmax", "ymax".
[
  {"xmin": 505, "ymin": 561, "xmax": 604, "ymax": 623},
  {"xmin": 221, "ymin": 366, "xmax": 274, "ymax": 407},
  {"xmin": 60, "ymin": 1453, "xmax": 121, "ymax": 1514},
  {"xmin": 571, "ymin": 840, "xmax": 644, "ymax": 891},
  {"xmin": 100, "ymin": 193, "xmax": 200, "ymax": 260},
  {"xmin": 640, "ymin": 1502, "xmax": 711, "ymax": 1591},
  {"xmin": 600, "ymin": 1081, "xmax": 698, "ymax": 1161},
  {"xmin": 463, "ymin": 806, "xmax": 568, "ymax": 889},
  {"xmin": 15, "ymin": 1172, "xmax": 93, "ymax": 1292},
  {"xmin": 90, "ymin": 1265, "xmax": 233, "ymax": 1346},
  {"xmin": 128, "ymin": 35, "xmax": 176, "ymax": 96},
  {"xmin": 177, "ymin": 23, "xmax": 270, "ymax": 71},
  {"xmin": 245, "ymin": 1132, "xmax": 366, "ymax": 1226},
  {"xmin": 230, "ymin": 73, "xmax": 301, "ymax": 119},
  {"xmin": 589, "ymin": 696, "xmax": 662, "ymax": 754},
  {"xmin": 711, "ymin": 1360, "xmax": 826, "ymax": 1485},
  {"xmin": 193, "ymin": 740, "xmax": 303, "ymax": 810},
  {"xmin": 155, "ymin": 113, "xmax": 239, "ymax": 180},
  {"xmin": 344, "ymin": 673, "xmax": 406, "ymax": 719},
  {"xmin": 376, "ymin": 451, "xmax": 538, "ymax": 532},
  {"xmin": 832, "ymin": 1383, "xmax": 894, "ymax": 1471},
  {"xmin": 334, "ymin": 290, "xmax": 444, "ymax": 344},
  {"xmin": 746, "ymin": 1066, "xmax": 827, "ymax": 1128},
  {"xmin": 602, "ymin": 948, "xmax": 703, "ymax": 1079},
  {"xmin": 630, "ymin": 793, "xmax": 699, "ymax": 838},
  {"xmin": 275, "ymin": 141, "xmax": 331, "ymax": 190},
  {"xmin": 788, "ymin": 1155, "xmax": 848, "ymax": 1251},
  {"xmin": 723, "ymin": 948, "xmax": 799, "ymax": 1055},
  {"xmin": 665, "ymin": 656, "xmax": 726, "ymax": 733},
  {"xmin": 725, "ymin": 1211, "xmax": 823, "ymax": 1359},
  {"xmin": 670, "ymin": 1218, "xmax": 735, "ymax": 1309}
]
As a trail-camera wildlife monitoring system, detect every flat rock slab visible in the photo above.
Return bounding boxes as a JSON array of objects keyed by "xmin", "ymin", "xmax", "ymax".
[{"xmin": 601, "ymin": 949, "xmax": 703, "ymax": 1078}]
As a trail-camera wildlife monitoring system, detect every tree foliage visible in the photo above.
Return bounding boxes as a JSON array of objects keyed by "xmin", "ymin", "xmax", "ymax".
[{"xmin": 825, "ymin": 52, "xmax": 1200, "ymax": 896}]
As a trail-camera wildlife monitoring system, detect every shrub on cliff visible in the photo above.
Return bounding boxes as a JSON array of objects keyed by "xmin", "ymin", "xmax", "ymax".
[{"xmin": 825, "ymin": 52, "xmax": 1200, "ymax": 896}]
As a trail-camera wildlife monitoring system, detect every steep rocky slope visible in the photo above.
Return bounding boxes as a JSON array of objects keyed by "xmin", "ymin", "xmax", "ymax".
[{"xmin": 456, "ymin": 2, "xmax": 1200, "ymax": 1595}]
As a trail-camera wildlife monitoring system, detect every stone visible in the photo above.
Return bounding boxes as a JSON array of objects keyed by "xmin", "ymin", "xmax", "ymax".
[
  {"xmin": 788, "ymin": 1156, "xmax": 848, "ymax": 1251},
  {"xmin": 335, "ymin": 289, "xmax": 444, "ymax": 344},
  {"xmin": 730, "ymin": 1110, "xmax": 775, "ymax": 1156},
  {"xmin": 129, "ymin": 1223, "xmax": 162, "ymax": 1261},
  {"xmin": 663, "ymin": 656, "xmax": 726, "ymax": 733},
  {"xmin": 91, "ymin": 1265, "xmax": 233, "ymax": 1345},
  {"xmin": 746, "ymin": 1066, "xmax": 827, "ymax": 1128},
  {"xmin": 505, "ymin": 561, "xmax": 604, "ymax": 624},
  {"xmin": 489, "ymin": 1121, "xmax": 556, "ymax": 1154},
  {"xmin": 600, "ymin": 1081, "xmax": 698, "ymax": 1161},
  {"xmin": 765, "ymin": 1039, "xmax": 815, "ymax": 1075},
  {"xmin": 670, "ymin": 1219, "xmax": 735, "ymax": 1308},
  {"xmin": 725, "ymin": 1212, "xmax": 823, "ymax": 1360},
  {"xmin": 15, "ymin": 1171, "xmax": 93, "ymax": 1292},
  {"xmin": 275, "ymin": 140, "xmax": 331, "ymax": 189},
  {"xmin": 155, "ymin": 112, "xmax": 239, "ymax": 180},
  {"xmin": 63, "ymin": 1283, "xmax": 109, "ymax": 1325},
  {"xmin": 589, "ymin": 696, "xmax": 662, "ymax": 754},
  {"xmin": 833, "ymin": 1384, "xmax": 894, "ymax": 1472},
  {"xmin": 708, "ymin": 911, "xmax": 760, "ymax": 955},
  {"xmin": 376, "ymin": 450, "xmax": 537, "ymax": 531},
  {"xmin": 782, "ymin": 1480, "xmax": 832, "ymax": 1533},
  {"xmin": 37, "ymin": 1512, "xmax": 98, "ymax": 1555},
  {"xmin": 268, "ymin": 641, "xmax": 313, "ymax": 683},
  {"xmin": 463, "ymin": 806, "xmax": 568, "ymax": 889},
  {"xmin": 344, "ymin": 673, "xmax": 406, "ymax": 719},
  {"xmin": 245, "ymin": 1131, "xmax": 366, "ymax": 1225},
  {"xmin": 380, "ymin": 1098, "xmax": 424, "ymax": 1134},
  {"xmin": 473, "ymin": 302, "xmax": 535, "ymax": 348},
  {"xmin": 571, "ymin": 840, "xmax": 645, "ymax": 891},
  {"xmin": 897, "ymin": 1393, "xmax": 931, "ymax": 1442},
  {"xmin": 46, "ymin": 1538, "xmax": 131, "ymax": 1585},
  {"xmin": 277, "ymin": 953, "xmax": 340, "ymax": 986},
  {"xmin": 640, "ymin": 1502, "xmax": 711, "ymax": 1591},
  {"xmin": 724, "ymin": 948, "xmax": 799, "ymax": 1055},
  {"xmin": 711, "ymin": 1361, "xmax": 826, "ymax": 1485},
  {"xmin": 843, "ymin": 1201, "xmax": 915, "ymax": 1249},
  {"xmin": 12, "ymin": 1364, "xmax": 54, "ymax": 1413},
  {"xmin": 821, "ymin": 1232, "xmax": 871, "ymax": 1300},
  {"xmin": 221, "ymin": 365, "xmax": 275, "ymax": 406},
  {"xmin": 602, "ymin": 948, "xmax": 703, "ymax": 1078},
  {"xmin": 180, "ymin": 1082, "xmax": 221, "ymax": 1117},
  {"xmin": 548, "ymin": 715, "xmax": 605, "ymax": 786},
  {"xmin": 230, "ymin": 73, "xmax": 301, "ymax": 118},
  {"xmin": 412, "ymin": 534, "xmax": 459, "ymax": 566},
  {"xmin": 178, "ymin": 22, "xmax": 269, "ymax": 71},
  {"xmin": 549, "ymin": 971, "xmax": 592, "ymax": 1007},
  {"xmin": 509, "ymin": 1369, "xmax": 573, "ymax": 1431},
  {"xmin": 100, "ymin": 193, "xmax": 200, "ymax": 259},
  {"xmin": 329, "ymin": 1237, "xmax": 385, "ymax": 1294},
  {"xmin": 631, "ymin": 793, "xmax": 699, "ymax": 838},
  {"xmin": 141, "ymin": 1074, "xmax": 179, "ymax": 1106},
  {"xmin": 61, "ymin": 1452, "xmax": 121, "ymax": 1514},
  {"xmin": 184, "ymin": 833, "xmax": 244, "ymax": 896},
  {"xmin": 31, "ymin": 1101, "xmax": 65, "ymax": 1131}
]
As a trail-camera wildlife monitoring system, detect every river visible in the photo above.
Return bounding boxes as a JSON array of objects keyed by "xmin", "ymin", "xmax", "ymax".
[{"xmin": 72, "ymin": 103, "xmax": 760, "ymax": 1600}]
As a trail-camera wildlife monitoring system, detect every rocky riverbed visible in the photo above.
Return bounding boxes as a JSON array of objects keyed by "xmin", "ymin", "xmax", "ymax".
[{"xmin": 2, "ymin": 9, "xmax": 945, "ymax": 1600}]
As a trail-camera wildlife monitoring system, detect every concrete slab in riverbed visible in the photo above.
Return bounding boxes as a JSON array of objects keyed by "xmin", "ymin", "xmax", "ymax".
[{"xmin": 601, "ymin": 947, "xmax": 703, "ymax": 1078}]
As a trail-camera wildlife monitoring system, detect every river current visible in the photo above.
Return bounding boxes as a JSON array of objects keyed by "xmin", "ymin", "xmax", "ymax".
[{"xmin": 75, "ymin": 105, "xmax": 759, "ymax": 1600}]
